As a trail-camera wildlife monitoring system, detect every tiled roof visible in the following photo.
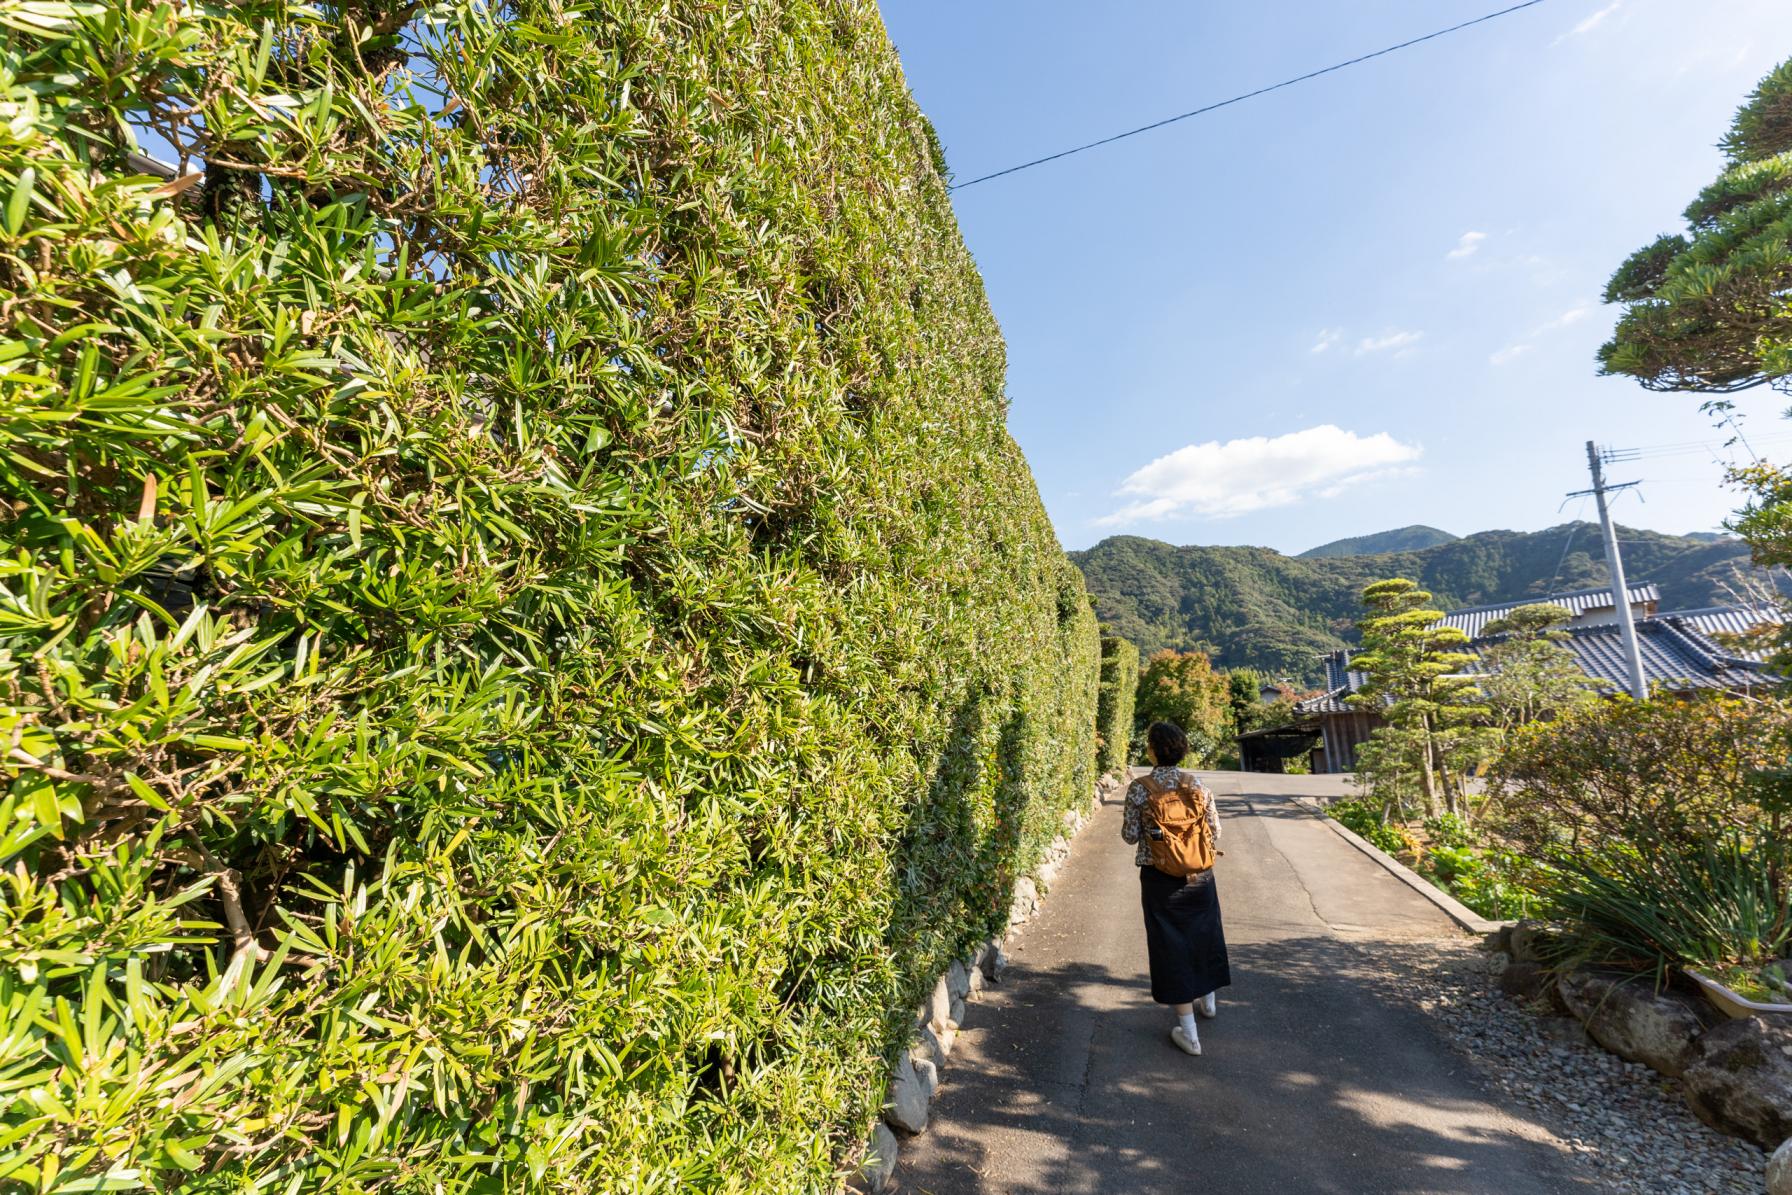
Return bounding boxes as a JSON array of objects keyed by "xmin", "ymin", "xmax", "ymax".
[
  {"xmin": 1661, "ymin": 605, "xmax": 1780, "ymax": 662},
  {"xmin": 1513, "ymin": 616, "xmax": 1770, "ymax": 693},
  {"xmin": 1295, "ymin": 609, "xmax": 1775, "ymax": 717},
  {"xmin": 1437, "ymin": 583, "xmax": 1659, "ymax": 640}
]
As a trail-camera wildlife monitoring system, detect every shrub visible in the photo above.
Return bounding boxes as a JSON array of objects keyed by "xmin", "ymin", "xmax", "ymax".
[
  {"xmin": 1546, "ymin": 833, "xmax": 1792, "ymax": 972},
  {"xmin": 1096, "ymin": 635, "xmax": 1140, "ymax": 776},
  {"xmin": 1326, "ymin": 800, "xmax": 1414, "ymax": 857},
  {"xmin": 1488, "ymin": 693, "xmax": 1786, "ymax": 853},
  {"xmin": 1424, "ymin": 813, "xmax": 1474, "ymax": 850},
  {"xmin": 0, "ymin": 2, "xmax": 1099, "ymax": 1189}
]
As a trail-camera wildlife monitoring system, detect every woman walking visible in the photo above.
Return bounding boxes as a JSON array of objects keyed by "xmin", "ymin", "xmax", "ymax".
[{"xmin": 1121, "ymin": 721, "xmax": 1231, "ymax": 1056}]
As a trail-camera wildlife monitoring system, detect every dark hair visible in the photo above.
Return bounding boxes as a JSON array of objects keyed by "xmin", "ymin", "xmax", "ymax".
[{"xmin": 1147, "ymin": 721, "xmax": 1189, "ymax": 766}]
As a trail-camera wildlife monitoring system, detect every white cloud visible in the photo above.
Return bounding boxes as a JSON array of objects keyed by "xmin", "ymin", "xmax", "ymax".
[
  {"xmin": 1490, "ymin": 344, "xmax": 1533, "ymax": 366},
  {"xmin": 1557, "ymin": 0, "xmax": 1623, "ymax": 42},
  {"xmin": 1096, "ymin": 425, "xmax": 1424, "ymax": 525},
  {"xmin": 1447, "ymin": 231, "xmax": 1487, "ymax": 260},
  {"xmin": 1310, "ymin": 328, "xmax": 1343, "ymax": 354},
  {"xmin": 1538, "ymin": 304, "xmax": 1592, "ymax": 332},
  {"xmin": 1355, "ymin": 330, "xmax": 1424, "ymax": 357}
]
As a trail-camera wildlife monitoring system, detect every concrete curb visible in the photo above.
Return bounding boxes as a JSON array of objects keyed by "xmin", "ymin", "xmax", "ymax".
[{"xmin": 1292, "ymin": 796, "xmax": 1505, "ymax": 936}]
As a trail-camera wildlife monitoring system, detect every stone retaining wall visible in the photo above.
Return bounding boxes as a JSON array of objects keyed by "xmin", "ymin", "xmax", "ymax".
[
  {"xmin": 852, "ymin": 772, "xmax": 1125, "ymax": 1192},
  {"xmin": 1487, "ymin": 922, "xmax": 1792, "ymax": 1175}
]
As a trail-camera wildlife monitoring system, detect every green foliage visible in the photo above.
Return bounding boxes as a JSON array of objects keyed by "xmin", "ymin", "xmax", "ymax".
[
  {"xmin": 1547, "ymin": 833, "xmax": 1792, "ymax": 972},
  {"xmin": 1072, "ymin": 525, "xmax": 1765, "ymax": 683},
  {"xmin": 0, "ymin": 2, "xmax": 1099, "ymax": 1190},
  {"xmin": 1423, "ymin": 813, "xmax": 1474, "ymax": 849},
  {"xmin": 1475, "ymin": 603, "xmax": 1602, "ymax": 735},
  {"xmin": 1421, "ymin": 844, "xmax": 1542, "ymax": 921},
  {"xmin": 1133, "ymin": 649, "xmax": 1231, "ymax": 765},
  {"xmin": 1493, "ymin": 694, "xmax": 1792, "ymax": 973},
  {"xmin": 1095, "ymin": 635, "xmax": 1139, "ymax": 776},
  {"xmin": 1599, "ymin": 56, "xmax": 1792, "ymax": 392},
  {"xmin": 1326, "ymin": 800, "xmax": 1414, "ymax": 857},
  {"xmin": 1489, "ymin": 694, "xmax": 1783, "ymax": 853}
]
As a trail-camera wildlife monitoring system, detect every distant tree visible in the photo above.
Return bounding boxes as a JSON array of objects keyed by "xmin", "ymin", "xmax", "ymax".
[
  {"xmin": 1134, "ymin": 650, "xmax": 1232, "ymax": 765},
  {"xmin": 1598, "ymin": 58, "xmax": 1792, "ymax": 394},
  {"xmin": 1225, "ymin": 668, "xmax": 1263, "ymax": 736},
  {"xmin": 1349, "ymin": 579, "xmax": 1484, "ymax": 818},
  {"xmin": 1476, "ymin": 603, "xmax": 1604, "ymax": 735}
]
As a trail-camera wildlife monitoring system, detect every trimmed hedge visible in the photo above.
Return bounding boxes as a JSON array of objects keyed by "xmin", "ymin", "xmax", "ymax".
[
  {"xmin": 1095, "ymin": 635, "xmax": 1139, "ymax": 776},
  {"xmin": 0, "ymin": 2, "xmax": 1099, "ymax": 1191}
]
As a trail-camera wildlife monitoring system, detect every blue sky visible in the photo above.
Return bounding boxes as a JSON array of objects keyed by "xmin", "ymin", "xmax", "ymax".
[{"xmin": 879, "ymin": 0, "xmax": 1792, "ymax": 554}]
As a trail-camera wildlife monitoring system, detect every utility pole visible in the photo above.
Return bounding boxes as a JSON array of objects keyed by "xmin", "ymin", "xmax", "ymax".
[{"xmin": 1569, "ymin": 441, "xmax": 1648, "ymax": 701}]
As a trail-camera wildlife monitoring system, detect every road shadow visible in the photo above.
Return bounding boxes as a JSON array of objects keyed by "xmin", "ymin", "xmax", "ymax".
[{"xmin": 897, "ymin": 936, "xmax": 1593, "ymax": 1195}]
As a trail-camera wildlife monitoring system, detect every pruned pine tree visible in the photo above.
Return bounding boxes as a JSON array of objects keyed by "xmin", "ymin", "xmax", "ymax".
[
  {"xmin": 1349, "ymin": 579, "xmax": 1483, "ymax": 818},
  {"xmin": 1599, "ymin": 58, "xmax": 1792, "ymax": 394},
  {"xmin": 1476, "ymin": 603, "xmax": 1604, "ymax": 735}
]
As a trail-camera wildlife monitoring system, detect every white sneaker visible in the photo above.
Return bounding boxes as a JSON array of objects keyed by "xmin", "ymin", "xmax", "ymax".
[
  {"xmin": 1170, "ymin": 1025, "xmax": 1202, "ymax": 1056},
  {"xmin": 1196, "ymin": 992, "xmax": 1217, "ymax": 1019}
]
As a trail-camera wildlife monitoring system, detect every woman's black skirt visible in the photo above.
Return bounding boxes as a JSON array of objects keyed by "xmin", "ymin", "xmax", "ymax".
[{"xmin": 1139, "ymin": 866, "xmax": 1231, "ymax": 1005}]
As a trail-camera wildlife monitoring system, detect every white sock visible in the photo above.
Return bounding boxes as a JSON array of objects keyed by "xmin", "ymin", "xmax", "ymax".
[{"xmin": 1177, "ymin": 1011, "xmax": 1199, "ymax": 1041}]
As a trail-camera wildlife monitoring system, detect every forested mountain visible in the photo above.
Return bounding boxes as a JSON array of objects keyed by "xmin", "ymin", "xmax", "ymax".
[
  {"xmin": 1299, "ymin": 525, "xmax": 1459, "ymax": 558},
  {"xmin": 1073, "ymin": 523, "xmax": 1772, "ymax": 684}
]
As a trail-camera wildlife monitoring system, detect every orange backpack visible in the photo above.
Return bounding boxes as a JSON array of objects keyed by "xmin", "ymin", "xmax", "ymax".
[{"xmin": 1140, "ymin": 776, "xmax": 1218, "ymax": 877}]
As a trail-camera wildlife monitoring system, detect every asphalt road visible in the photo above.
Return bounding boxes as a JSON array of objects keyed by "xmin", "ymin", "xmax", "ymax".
[{"xmin": 896, "ymin": 772, "xmax": 1593, "ymax": 1195}]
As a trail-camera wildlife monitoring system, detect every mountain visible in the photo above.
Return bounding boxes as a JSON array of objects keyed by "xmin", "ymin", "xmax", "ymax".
[
  {"xmin": 1299, "ymin": 525, "xmax": 1459, "ymax": 558},
  {"xmin": 1071, "ymin": 523, "xmax": 1773, "ymax": 685}
]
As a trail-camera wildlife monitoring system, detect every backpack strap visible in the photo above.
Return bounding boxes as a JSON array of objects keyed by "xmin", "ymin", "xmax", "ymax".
[{"xmin": 1137, "ymin": 775, "xmax": 1165, "ymax": 798}]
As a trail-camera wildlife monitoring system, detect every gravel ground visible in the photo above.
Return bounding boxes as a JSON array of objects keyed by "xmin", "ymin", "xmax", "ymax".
[{"xmin": 1366, "ymin": 938, "xmax": 1766, "ymax": 1195}]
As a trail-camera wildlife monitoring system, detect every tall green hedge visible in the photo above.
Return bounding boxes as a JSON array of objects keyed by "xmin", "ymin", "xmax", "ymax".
[
  {"xmin": 0, "ymin": 1, "xmax": 1099, "ymax": 1190},
  {"xmin": 1095, "ymin": 635, "xmax": 1139, "ymax": 776}
]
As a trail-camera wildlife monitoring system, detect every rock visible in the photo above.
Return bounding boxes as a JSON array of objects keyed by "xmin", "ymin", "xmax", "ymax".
[
  {"xmin": 1559, "ymin": 970, "xmax": 1707, "ymax": 1078},
  {"xmin": 966, "ymin": 964, "xmax": 985, "ymax": 997},
  {"xmin": 1035, "ymin": 859, "xmax": 1062, "ymax": 891},
  {"xmin": 1007, "ymin": 877, "xmax": 1038, "ymax": 927},
  {"xmin": 912, "ymin": 1024, "xmax": 947, "ymax": 1071},
  {"xmin": 945, "ymin": 960, "xmax": 971, "ymax": 1002},
  {"xmin": 856, "ymin": 1122, "xmax": 899, "ymax": 1193},
  {"xmin": 1482, "ymin": 924, "xmax": 1513, "ymax": 954},
  {"xmin": 1486, "ymin": 950, "xmax": 1511, "ymax": 977},
  {"xmin": 948, "ymin": 993, "xmax": 966, "ymax": 1028},
  {"xmin": 913, "ymin": 1055, "xmax": 938, "ymax": 1102},
  {"xmin": 1062, "ymin": 808, "xmax": 1081, "ymax": 832},
  {"xmin": 884, "ymin": 1053, "xmax": 930, "ymax": 1134},
  {"xmin": 1682, "ymin": 1016, "xmax": 1792, "ymax": 1149},
  {"xmin": 986, "ymin": 944, "xmax": 1009, "ymax": 982},
  {"xmin": 1509, "ymin": 920, "xmax": 1553, "ymax": 964},
  {"xmin": 1499, "ymin": 961, "xmax": 1554, "ymax": 1003},
  {"xmin": 925, "ymin": 976, "xmax": 952, "ymax": 1034},
  {"xmin": 1769, "ymin": 1137, "xmax": 1792, "ymax": 1195}
]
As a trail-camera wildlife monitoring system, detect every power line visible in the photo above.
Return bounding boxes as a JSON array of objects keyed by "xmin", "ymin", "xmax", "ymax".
[{"xmin": 948, "ymin": 0, "xmax": 1555, "ymax": 192}]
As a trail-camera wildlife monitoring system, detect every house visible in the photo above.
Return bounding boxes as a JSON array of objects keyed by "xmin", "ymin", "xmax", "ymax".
[{"xmin": 1236, "ymin": 591, "xmax": 1781, "ymax": 775}]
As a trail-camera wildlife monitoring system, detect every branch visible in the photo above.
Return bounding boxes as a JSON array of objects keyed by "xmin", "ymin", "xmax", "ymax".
[{"xmin": 176, "ymin": 841, "xmax": 271, "ymax": 965}]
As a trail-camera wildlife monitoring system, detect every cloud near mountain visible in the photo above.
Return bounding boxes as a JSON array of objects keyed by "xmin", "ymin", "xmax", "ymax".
[{"xmin": 1097, "ymin": 424, "xmax": 1424, "ymax": 526}]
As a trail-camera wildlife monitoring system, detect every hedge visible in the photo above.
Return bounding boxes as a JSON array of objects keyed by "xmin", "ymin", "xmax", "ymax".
[
  {"xmin": 0, "ymin": 1, "xmax": 1100, "ymax": 1190},
  {"xmin": 1095, "ymin": 635, "xmax": 1139, "ymax": 776}
]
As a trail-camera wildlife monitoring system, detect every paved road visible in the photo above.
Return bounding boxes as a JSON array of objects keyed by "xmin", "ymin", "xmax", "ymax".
[{"xmin": 897, "ymin": 773, "xmax": 1592, "ymax": 1195}]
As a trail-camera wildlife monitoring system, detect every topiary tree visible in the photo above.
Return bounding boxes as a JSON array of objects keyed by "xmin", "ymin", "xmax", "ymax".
[
  {"xmin": 1349, "ymin": 579, "xmax": 1484, "ymax": 818},
  {"xmin": 0, "ymin": 1, "xmax": 1099, "ymax": 1189},
  {"xmin": 1598, "ymin": 58, "xmax": 1792, "ymax": 393}
]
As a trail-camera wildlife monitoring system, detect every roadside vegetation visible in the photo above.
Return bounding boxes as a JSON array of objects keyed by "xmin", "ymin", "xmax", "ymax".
[
  {"xmin": 1331, "ymin": 54, "xmax": 1792, "ymax": 989},
  {"xmin": 0, "ymin": 2, "xmax": 1103, "ymax": 1189}
]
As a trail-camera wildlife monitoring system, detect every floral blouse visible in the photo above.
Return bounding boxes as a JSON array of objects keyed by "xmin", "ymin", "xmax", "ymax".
[{"xmin": 1121, "ymin": 766, "xmax": 1221, "ymax": 868}]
